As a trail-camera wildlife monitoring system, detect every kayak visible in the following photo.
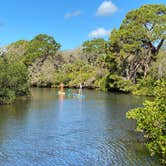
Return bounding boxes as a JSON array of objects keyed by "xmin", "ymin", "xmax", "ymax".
[
  {"xmin": 73, "ymin": 93, "xmax": 85, "ymax": 98},
  {"xmin": 58, "ymin": 91, "xmax": 65, "ymax": 95}
]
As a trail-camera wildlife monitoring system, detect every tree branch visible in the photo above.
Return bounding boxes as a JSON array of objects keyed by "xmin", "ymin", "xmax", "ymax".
[{"xmin": 156, "ymin": 39, "xmax": 164, "ymax": 55}]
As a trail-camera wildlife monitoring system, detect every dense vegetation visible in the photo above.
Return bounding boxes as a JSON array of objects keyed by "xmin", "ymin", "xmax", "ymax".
[
  {"xmin": 121, "ymin": 4, "xmax": 166, "ymax": 164},
  {"xmin": 0, "ymin": 3, "xmax": 165, "ymax": 164},
  {"xmin": 106, "ymin": 4, "xmax": 166, "ymax": 91},
  {"xmin": 52, "ymin": 38, "xmax": 108, "ymax": 89},
  {"xmin": 0, "ymin": 34, "xmax": 61, "ymax": 104},
  {"xmin": 23, "ymin": 34, "xmax": 61, "ymax": 66},
  {"xmin": 127, "ymin": 80, "xmax": 166, "ymax": 164},
  {"xmin": 0, "ymin": 56, "xmax": 29, "ymax": 104},
  {"xmin": 3, "ymin": 4, "xmax": 165, "ymax": 92}
]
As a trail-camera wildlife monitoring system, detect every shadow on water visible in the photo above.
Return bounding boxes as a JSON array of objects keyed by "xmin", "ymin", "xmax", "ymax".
[{"xmin": 0, "ymin": 88, "xmax": 161, "ymax": 166}]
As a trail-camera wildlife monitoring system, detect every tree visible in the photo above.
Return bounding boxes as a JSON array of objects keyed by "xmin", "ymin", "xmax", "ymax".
[
  {"xmin": 7, "ymin": 40, "xmax": 29, "ymax": 53},
  {"xmin": 82, "ymin": 38, "xmax": 108, "ymax": 65},
  {"xmin": 107, "ymin": 4, "xmax": 166, "ymax": 83},
  {"xmin": 0, "ymin": 58, "xmax": 29, "ymax": 104},
  {"xmin": 23, "ymin": 34, "xmax": 61, "ymax": 66}
]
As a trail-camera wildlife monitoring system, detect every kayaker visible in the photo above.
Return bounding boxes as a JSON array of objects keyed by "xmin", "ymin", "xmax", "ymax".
[
  {"xmin": 59, "ymin": 83, "xmax": 64, "ymax": 92},
  {"xmin": 78, "ymin": 83, "xmax": 82, "ymax": 95},
  {"xmin": 67, "ymin": 88, "xmax": 71, "ymax": 96}
]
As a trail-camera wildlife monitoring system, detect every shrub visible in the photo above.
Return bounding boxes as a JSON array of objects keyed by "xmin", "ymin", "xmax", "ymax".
[{"xmin": 127, "ymin": 80, "xmax": 166, "ymax": 164}]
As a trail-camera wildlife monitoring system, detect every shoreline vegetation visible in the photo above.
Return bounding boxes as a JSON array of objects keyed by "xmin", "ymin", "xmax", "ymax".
[{"xmin": 0, "ymin": 4, "xmax": 166, "ymax": 164}]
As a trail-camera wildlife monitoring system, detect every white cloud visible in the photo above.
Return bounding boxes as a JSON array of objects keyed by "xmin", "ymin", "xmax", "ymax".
[
  {"xmin": 88, "ymin": 28, "xmax": 110, "ymax": 38},
  {"xmin": 64, "ymin": 10, "xmax": 83, "ymax": 19},
  {"xmin": 96, "ymin": 1, "xmax": 118, "ymax": 16}
]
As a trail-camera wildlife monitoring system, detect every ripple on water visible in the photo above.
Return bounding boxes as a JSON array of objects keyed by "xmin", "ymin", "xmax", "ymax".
[{"xmin": 0, "ymin": 89, "xmax": 161, "ymax": 166}]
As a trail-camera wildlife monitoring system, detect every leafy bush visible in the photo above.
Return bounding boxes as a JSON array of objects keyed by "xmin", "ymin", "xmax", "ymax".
[
  {"xmin": 127, "ymin": 80, "xmax": 166, "ymax": 164},
  {"xmin": 132, "ymin": 76, "xmax": 155, "ymax": 96},
  {"xmin": 0, "ymin": 59, "xmax": 29, "ymax": 104},
  {"xmin": 106, "ymin": 74, "xmax": 133, "ymax": 92},
  {"xmin": 0, "ymin": 89, "xmax": 16, "ymax": 104},
  {"xmin": 53, "ymin": 61, "xmax": 99, "ymax": 88},
  {"xmin": 23, "ymin": 34, "xmax": 61, "ymax": 66}
]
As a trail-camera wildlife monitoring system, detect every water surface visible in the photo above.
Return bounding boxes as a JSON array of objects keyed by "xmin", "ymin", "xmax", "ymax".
[{"xmin": 0, "ymin": 88, "xmax": 160, "ymax": 166}]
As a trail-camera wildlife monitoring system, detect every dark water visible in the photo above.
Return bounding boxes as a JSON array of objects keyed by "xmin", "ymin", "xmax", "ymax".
[{"xmin": 0, "ymin": 88, "xmax": 160, "ymax": 166}]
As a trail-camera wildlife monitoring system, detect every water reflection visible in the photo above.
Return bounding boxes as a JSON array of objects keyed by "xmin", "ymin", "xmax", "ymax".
[
  {"xmin": 58, "ymin": 93, "xmax": 64, "ymax": 111},
  {"xmin": 0, "ymin": 89, "xmax": 160, "ymax": 166}
]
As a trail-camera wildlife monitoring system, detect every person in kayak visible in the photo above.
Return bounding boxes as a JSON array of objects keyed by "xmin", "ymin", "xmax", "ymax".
[
  {"xmin": 78, "ymin": 83, "xmax": 82, "ymax": 95},
  {"xmin": 67, "ymin": 88, "xmax": 71, "ymax": 96},
  {"xmin": 59, "ymin": 83, "xmax": 64, "ymax": 92}
]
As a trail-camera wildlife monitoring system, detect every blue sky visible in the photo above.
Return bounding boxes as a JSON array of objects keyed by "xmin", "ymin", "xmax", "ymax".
[{"xmin": 0, "ymin": 0, "xmax": 165, "ymax": 50}]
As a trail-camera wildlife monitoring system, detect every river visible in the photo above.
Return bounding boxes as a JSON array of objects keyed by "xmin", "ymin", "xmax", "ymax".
[{"xmin": 0, "ymin": 88, "xmax": 160, "ymax": 166}]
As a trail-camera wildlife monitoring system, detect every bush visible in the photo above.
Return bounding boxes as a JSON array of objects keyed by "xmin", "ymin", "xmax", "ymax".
[
  {"xmin": 0, "ymin": 59, "xmax": 29, "ymax": 104},
  {"xmin": 106, "ymin": 74, "xmax": 133, "ymax": 92},
  {"xmin": 132, "ymin": 76, "xmax": 155, "ymax": 96},
  {"xmin": 0, "ymin": 89, "xmax": 16, "ymax": 104},
  {"xmin": 53, "ymin": 61, "xmax": 100, "ymax": 88},
  {"xmin": 127, "ymin": 80, "xmax": 166, "ymax": 164}
]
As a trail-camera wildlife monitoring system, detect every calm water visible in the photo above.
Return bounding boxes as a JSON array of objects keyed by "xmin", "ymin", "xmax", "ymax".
[{"xmin": 0, "ymin": 88, "xmax": 160, "ymax": 166}]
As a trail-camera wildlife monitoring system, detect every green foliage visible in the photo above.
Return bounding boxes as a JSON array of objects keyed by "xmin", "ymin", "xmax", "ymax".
[
  {"xmin": 53, "ymin": 61, "xmax": 96, "ymax": 87},
  {"xmin": 127, "ymin": 80, "xmax": 166, "ymax": 164},
  {"xmin": 107, "ymin": 4, "xmax": 166, "ymax": 83},
  {"xmin": 52, "ymin": 59, "xmax": 109, "ymax": 89},
  {"xmin": 5, "ymin": 40, "xmax": 29, "ymax": 62},
  {"xmin": 0, "ymin": 89, "xmax": 16, "ymax": 105},
  {"xmin": 95, "ymin": 54, "xmax": 108, "ymax": 68},
  {"xmin": 0, "ymin": 58, "xmax": 29, "ymax": 104},
  {"xmin": 132, "ymin": 76, "xmax": 155, "ymax": 96},
  {"xmin": 82, "ymin": 38, "xmax": 108, "ymax": 65},
  {"xmin": 23, "ymin": 34, "xmax": 61, "ymax": 66},
  {"xmin": 132, "ymin": 67, "xmax": 166, "ymax": 96},
  {"xmin": 108, "ymin": 6, "xmax": 166, "ymax": 163},
  {"xmin": 94, "ymin": 72, "xmax": 109, "ymax": 91},
  {"xmin": 149, "ymin": 51, "xmax": 166, "ymax": 80},
  {"xmin": 106, "ymin": 74, "xmax": 133, "ymax": 92},
  {"xmin": 8, "ymin": 40, "xmax": 29, "ymax": 49}
]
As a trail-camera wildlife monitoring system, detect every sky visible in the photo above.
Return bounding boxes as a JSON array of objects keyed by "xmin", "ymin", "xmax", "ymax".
[{"xmin": 0, "ymin": 0, "xmax": 165, "ymax": 50}]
